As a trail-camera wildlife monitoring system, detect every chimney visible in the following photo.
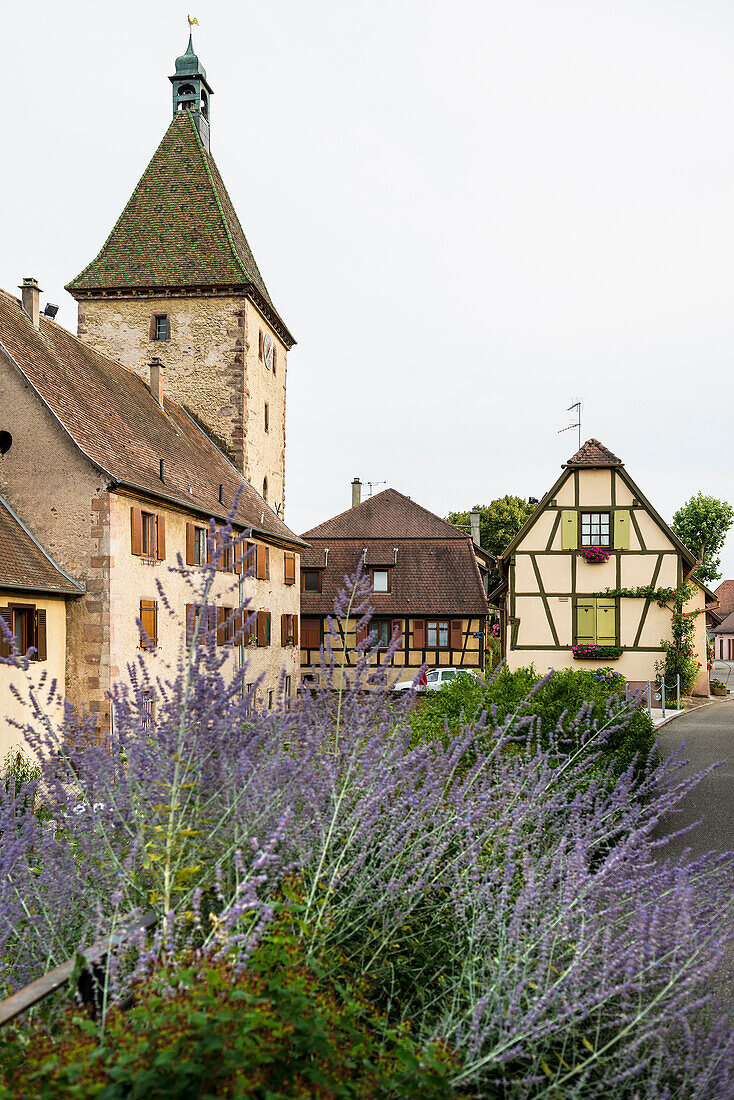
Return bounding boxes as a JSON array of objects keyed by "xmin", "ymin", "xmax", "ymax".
[
  {"xmin": 20, "ymin": 277, "xmax": 41, "ymax": 328},
  {"xmin": 351, "ymin": 477, "xmax": 362, "ymax": 508},
  {"xmin": 470, "ymin": 510, "xmax": 481, "ymax": 547},
  {"xmin": 149, "ymin": 356, "xmax": 165, "ymax": 407}
]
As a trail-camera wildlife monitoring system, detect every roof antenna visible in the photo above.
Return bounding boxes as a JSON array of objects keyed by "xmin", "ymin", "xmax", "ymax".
[
  {"xmin": 558, "ymin": 399, "xmax": 582, "ymax": 450},
  {"xmin": 367, "ymin": 480, "xmax": 386, "ymax": 497}
]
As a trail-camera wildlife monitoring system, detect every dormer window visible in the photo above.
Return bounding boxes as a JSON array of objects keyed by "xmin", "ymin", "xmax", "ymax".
[{"xmin": 371, "ymin": 568, "xmax": 391, "ymax": 593}]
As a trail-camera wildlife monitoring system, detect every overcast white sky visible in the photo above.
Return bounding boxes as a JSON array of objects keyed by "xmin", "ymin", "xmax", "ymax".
[{"xmin": 3, "ymin": 0, "xmax": 733, "ymax": 580}]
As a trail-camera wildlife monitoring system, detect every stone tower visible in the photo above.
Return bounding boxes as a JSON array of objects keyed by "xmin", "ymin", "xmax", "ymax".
[{"xmin": 66, "ymin": 34, "xmax": 294, "ymax": 517}]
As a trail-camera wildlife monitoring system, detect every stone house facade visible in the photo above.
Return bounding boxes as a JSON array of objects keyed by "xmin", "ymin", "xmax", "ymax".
[
  {"xmin": 299, "ymin": 486, "xmax": 490, "ymax": 687},
  {"xmin": 490, "ymin": 440, "xmax": 715, "ymax": 694}
]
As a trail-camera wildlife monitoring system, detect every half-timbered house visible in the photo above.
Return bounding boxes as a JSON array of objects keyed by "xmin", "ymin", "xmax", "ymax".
[
  {"xmin": 490, "ymin": 440, "xmax": 714, "ymax": 694},
  {"xmin": 299, "ymin": 486, "xmax": 490, "ymax": 686}
]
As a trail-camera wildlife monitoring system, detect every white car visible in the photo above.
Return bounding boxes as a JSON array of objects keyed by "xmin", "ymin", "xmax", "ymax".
[{"xmin": 393, "ymin": 668, "xmax": 481, "ymax": 692}]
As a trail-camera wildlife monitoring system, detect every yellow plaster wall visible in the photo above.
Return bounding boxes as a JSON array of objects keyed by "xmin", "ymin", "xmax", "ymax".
[
  {"xmin": 620, "ymin": 553, "xmax": 677, "ymax": 588},
  {"xmin": 537, "ymin": 555, "xmax": 572, "ymax": 592},
  {"xmin": 578, "ymin": 469, "xmax": 613, "ymax": 507},
  {"xmin": 554, "ymin": 479, "xmax": 575, "ymax": 506},
  {"xmin": 635, "ymin": 511, "xmax": 675, "ymax": 552},
  {"xmin": 575, "ymin": 557, "xmax": 616, "ymax": 593},
  {"xmin": 108, "ymin": 495, "xmax": 300, "ymax": 706},
  {"xmin": 613, "ymin": 473, "xmax": 635, "ymax": 506},
  {"xmin": 0, "ymin": 595, "xmax": 68, "ymax": 759},
  {"xmin": 518, "ymin": 509, "xmax": 556, "ymax": 552},
  {"xmin": 515, "ymin": 596, "xmax": 555, "ymax": 646}
]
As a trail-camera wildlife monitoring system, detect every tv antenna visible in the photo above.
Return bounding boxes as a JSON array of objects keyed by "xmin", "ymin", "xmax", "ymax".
[
  {"xmin": 367, "ymin": 480, "xmax": 386, "ymax": 497},
  {"xmin": 558, "ymin": 399, "xmax": 582, "ymax": 450}
]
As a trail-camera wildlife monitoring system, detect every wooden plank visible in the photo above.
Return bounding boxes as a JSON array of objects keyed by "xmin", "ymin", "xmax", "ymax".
[
  {"xmin": 0, "ymin": 911, "xmax": 157, "ymax": 1027},
  {"xmin": 545, "ymin": 510, "xmax": 562, "ymax": 551}
]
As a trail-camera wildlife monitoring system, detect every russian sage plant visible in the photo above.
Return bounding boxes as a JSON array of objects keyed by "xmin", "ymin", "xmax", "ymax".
[{"xmin": 0, "ymin": 550, "xmax": 732, "ymax": 1098}]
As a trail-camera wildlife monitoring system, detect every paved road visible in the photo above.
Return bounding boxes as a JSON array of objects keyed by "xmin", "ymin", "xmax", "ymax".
[
  {"xmin": 714, "ymin": 659, "xmax": 734, "ymax": 688},
  {"xmin": 654, "ymin": 699, "xmax": 734, "ymax": 1007}
]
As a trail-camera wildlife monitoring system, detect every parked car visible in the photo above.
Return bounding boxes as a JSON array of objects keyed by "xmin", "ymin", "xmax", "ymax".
[{"xmin": 393, "ymin": 668, "xmax": 482, "ymax": 692}]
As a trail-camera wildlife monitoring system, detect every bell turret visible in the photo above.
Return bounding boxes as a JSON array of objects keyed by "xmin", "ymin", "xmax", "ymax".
[{"xmin": 169, "ymin": 33, "xmax": 213, "ymax": 151}]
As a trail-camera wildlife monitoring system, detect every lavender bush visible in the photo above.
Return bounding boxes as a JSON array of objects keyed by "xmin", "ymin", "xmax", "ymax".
[{"xmin": 1, "ymin": 546, "xmax": 733, "ymax": 1097}]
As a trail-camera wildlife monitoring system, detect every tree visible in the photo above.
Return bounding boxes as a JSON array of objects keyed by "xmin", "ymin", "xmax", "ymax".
[
  {"xmin": 671, "ymin": 492, "xmax": 734, "ymax": 585},
  {"xmin": 447, "ymin": 495, "xmax": 535, "ymax": 557}
]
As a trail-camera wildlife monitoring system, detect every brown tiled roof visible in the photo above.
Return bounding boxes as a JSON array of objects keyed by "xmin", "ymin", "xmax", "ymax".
[
  {"xmin": 0, "ymin": 496, "xmax": 84, "ymax": 596},
  {"xmin": 66, "ymin": 112, "xmax": 293, "ymax": 345},
  {"xmin": 563, "ymin": 439, "xmax": 623, "ymax": 468},
  {"xmin": 300, "ymin": 538, "xmax": 489, "ymax": 617},
  {"xmin": 0, "ymin": 291, "xmax": 304, "ymax": 548},
  {"xmin": 712, "ymin": 609, "xmax": 734, "ymax": 634},
  {"xmin": 303, "ymin": 488, "xmax": 469, "ymax": 541},
  {"xmin": 714, "ymin": 580, "xmax": 734, "ymax": 618}
]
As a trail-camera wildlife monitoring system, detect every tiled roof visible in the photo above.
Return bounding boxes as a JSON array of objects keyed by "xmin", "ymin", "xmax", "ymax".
[
  {"xmin": 302, "ymin": 488, "xmax": 469, "ymax": 541},
  {"xmin": 714, "ymin": 580, "xmax": 734, "ymax": 618},
  {"xmin": 300, "ymin": 538, "xmax": 489, "ymax": 617},
  {"xmin": 65, "ymin": 112, "xmax": 293, "ymax": 344},
  {"xmin": 0, "ymin": 496, "xmax": 84, "ymax": 596},
  {"xmin": 712, "ymin": 609, "xmax": 734, "ymax": 634},
  {"xmin": 0, "ymin": 291, "xmax": 304, "ymax": 548},
  {"xmin": 563, "ymin": 439, "xmax": 623, "ymax": 467}
]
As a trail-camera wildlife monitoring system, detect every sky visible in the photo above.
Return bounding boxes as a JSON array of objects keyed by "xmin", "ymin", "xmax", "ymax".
[{"xmin": 2, "ymin": 0, "xmax": 733, "ymax": 582}]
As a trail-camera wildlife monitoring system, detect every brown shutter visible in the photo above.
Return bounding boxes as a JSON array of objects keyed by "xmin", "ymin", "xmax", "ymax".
[
  {"xmin": 392, "ymin": 619, "xmax": 403, "ymax": 648},
  {"xmin": 265, "ymin": 547, "xmax": 270, "ymax": 580},
  {"xmin": 413, "ymin": 619, "xmax": 425, "ymax": 649},
  {"xmin": 281, "ymin": 613, "xmax": 288, "ymax": 646},
  {"xmin": 450, "ymin": 620, "xmax": 463, "ymax": 650},
  {"xmin": 131, "ymin": 507, "xmax": 143, "ymax": 556},
  {"xmin": 256, "ymin": 544, "xmax": 267, "ymax": 580},
  {"xmin": 156, "ymin": 513, "xmax": 166, "ymax": 560},
  {"xmin": 257, "ymin": 610, "xmax": 267, "ymax": 647},
  {"xmin": 34, "ymin": 609, "xmax": 47, "ymax": 662},
  {"xmin": 292, "ymin": 614, "xmax": 298, "ymax": 647},
  {"xmin": 217, "ymin": 606, "xmax": 227, "ymax": 646},
  {"xmin": 284, "ymin": 552, "xmax": 296, "ymax": 585},
  {"xmin": 356, "ymin": 622, "xmax": 368, "ymax": 646},
  {"xmin": 0, "ymin": 608, "xmax": 12, "ymax": 658},
  {"xmin": 234, "ymin": 536, "xmax": 243, "ymax": 575},
  {"xmin": 148, "ymin": 314, "xmax": 156, "ymax": 340},
  {"xmin": 186, "ymin": 523, "xmax": 195, "ymax": 566},
  {"xmin": 140, "ymin": 600, "xmax": 158, "ymax": 648}
]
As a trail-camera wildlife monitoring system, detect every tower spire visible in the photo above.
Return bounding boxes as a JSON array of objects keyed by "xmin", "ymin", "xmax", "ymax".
[{"xmin": 169, "ymin": 25, "xmax": 213, "ymax": 150}]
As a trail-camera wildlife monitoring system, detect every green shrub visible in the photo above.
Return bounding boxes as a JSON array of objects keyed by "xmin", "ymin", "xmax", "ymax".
[
  {"xmin": 410, "ymin": 666, "xmax": 656, "ymax": 780},
  {"xmin": 0, "ymin": 909, "xmax": 463, "ymax": 1100}
]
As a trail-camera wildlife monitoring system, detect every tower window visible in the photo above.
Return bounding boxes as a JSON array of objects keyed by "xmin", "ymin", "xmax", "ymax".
[
  {"xmin": 264, "ymin": 402, "xmax": 269, "ymax": 432},
  {"xmin": 150, "ymin": 313, "xmax": 169, "ymax": 342},
  {"xmin": 258, "ymin": 330, "xmax": 263, "ymax": 361},
  {"xmin": 263, "ymin": 476, "xmax": 268, "ymax": 502},
  {"xmin": 273, "ymin": 347, "xmax": 277, "ymax": 377}
]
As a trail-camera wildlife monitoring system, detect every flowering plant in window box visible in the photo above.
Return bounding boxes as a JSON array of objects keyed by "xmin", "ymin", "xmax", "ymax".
[
  {"xmin": 578, "ymin": 546, "xmax": 611, "ymax": 564},
  {"xmin": 572, "ymin": 644, "xmax": 623, "ymax": 660}
]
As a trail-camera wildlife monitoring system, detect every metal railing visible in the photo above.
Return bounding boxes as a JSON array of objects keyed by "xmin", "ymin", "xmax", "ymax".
[{"xmin": 0, "ymin": 910, "xmax": 157, "ymax": 1026}]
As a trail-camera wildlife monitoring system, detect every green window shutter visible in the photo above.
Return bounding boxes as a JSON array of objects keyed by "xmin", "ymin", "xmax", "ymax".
[
  {"xmin": 576, "ymin": 598, "xmax": 596, "ymax": 643},
  {"xmin": 614, "ymin": 510, "xmax": 630, "ymax": 550},
  {"xmin": 561, "ymin": 510, "xmax": 578, "ymax": 550},
  {"xmin": 596, "ymin": 598, "xmax": 617, "ymax": 645}
]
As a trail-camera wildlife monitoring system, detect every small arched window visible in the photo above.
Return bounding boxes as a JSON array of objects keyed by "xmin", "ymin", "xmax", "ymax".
[
  {"xmin": 0, "ymin": 431, "xmax": 12, "ymax": 455},
  {"xmin": 200, "ymin": 89, "xmax": 209, "ymax": 119},
  {"xmin": 263, "ymin": 477, "xmax": 268, "ymax": 502}
]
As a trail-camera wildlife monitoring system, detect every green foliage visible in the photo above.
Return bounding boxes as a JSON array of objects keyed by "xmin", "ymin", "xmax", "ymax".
[
  {"xmin": 0, "ymin": 908, "xmax": 462, "ymax": 1100},
  {"xmin": 671, "ymin": 492, "xmax": 734, "ymax": 584},
  {"xmin": 1, "ymin": 748, "xmax": 40, "ymax": 799},
  {"xmin": 446, "ymin": 495, "xmax": 535, "ymax": 557},
  {"xmin": 655, "ymin": 581, "xmax": 703, "ymax": 695},
  {"xmin": 410, "ymin": 666, "xmax": 656, "ymax": 779},
  {"xmin": 592, "ymin": 585, "xmax": 678, "ymax": 604}
]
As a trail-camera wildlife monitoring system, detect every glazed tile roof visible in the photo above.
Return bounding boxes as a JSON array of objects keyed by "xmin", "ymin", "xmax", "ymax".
[
  {"xmin": 563, "ymin": 439, "xmax": 623, "ymax": 468},
  {"xmin": 301, "ymin": 491, "xmax": 488, "ymax": 617},
  {"xmin": 302, "ymin": 489, "xmax": 470, "ymax": 541},
  {"xmin": 0, "ymin": 291, "xmax": 304, "ymax": 548},
  {"xmin": 0, "ymin": 496, "xmax": 84, "ymax": 596},
  {"xmin": 66, "ymin": 112, "xmax": 293, "ymax": 344}
]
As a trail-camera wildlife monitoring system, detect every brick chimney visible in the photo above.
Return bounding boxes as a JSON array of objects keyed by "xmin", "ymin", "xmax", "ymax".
[
  {"xmin": 351, "ymin": 478, "xmax": 362, "ymax": 508},
  {"xmin": 470, "ymin": 510, "xmax": 481, "ymax": 547},
  {"xmin": 19, "ymin": 277, "xmax": 41, "ymax": 328},
  {"xmin": 149, "ymin": 356, "xmax": 165, "ymax": 407}
]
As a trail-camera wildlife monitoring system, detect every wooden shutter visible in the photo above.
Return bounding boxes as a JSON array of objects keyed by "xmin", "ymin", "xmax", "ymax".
[
  {"xmin": 391, "ymin": 619, "xmax": 403, "ymax": 648},
  {"xmin": 185, "ymin": 603, "xmax": 194, "ymax": 645},
  {"xmin": 292, "ymin": 614, "xmax": 299, "ymax": 647},
  {"xmin": 131, "ymin": 507, "xmax": 143, "ymax": 555},
  {"xmin": 148, "ymin": 314, "xmax": 157, "ymax": 340},
  {"xmin": 413, "ymin": 619, "xmax": 426, "ymax": 649},
  {"xmin": 0, "ymin": 608, "xmax": 12, "ymax": 658},
  {"xmin": 186, "ymin": 523, "xmax": 196, "ymax": 565},
  {"xmin": 217, "ymin": 606, "xmax": 227, "ymax": 646},
  {"xmin": 356, "ymin": 621, "xmax": 368, "ymax": 646},
  {"xmin": 450, "ymin": 620, "xmax": 463, "ymax": 650},
  {"xmin": 561, "ymin": 511, "xmax": 578, "ymax": 550},
  {"xmin": 614, "ymin": 510, "xmax": 630, "ymax": 550},
  {"xmin": 255, "ymin": 544, "xmax": 267, "ymax": 580},
  {"xmin": 257, "ymin": 610, "xmax": 268, "ymax": 647},
  {"xmin": 140, "ymin": 600, "xmax": 158, "ymax": 648},
  {"xmin": 284, "ymin": 552, "xmax": 296, "ymax": 585},
  {"xmin": 596, "ymin": 598, "xmax": 617, "ymax": 645},
  {"xmin": 575, "ymin": 598, "xmax": 596, "ymax": 644},
  {"xmin": 156, "ymin": 513, "xmax": 166, "ymax": 560},
  {"xmin": 233, "ymin": 536, "xmax": 244, "ymax": 575},
  {"xmin": 34, "ymin": 609, "xmax": 47, "ymax": 662},
  {"xmin": 281, "ymin": 613, "xmax": 288, "ymax": 645}
]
